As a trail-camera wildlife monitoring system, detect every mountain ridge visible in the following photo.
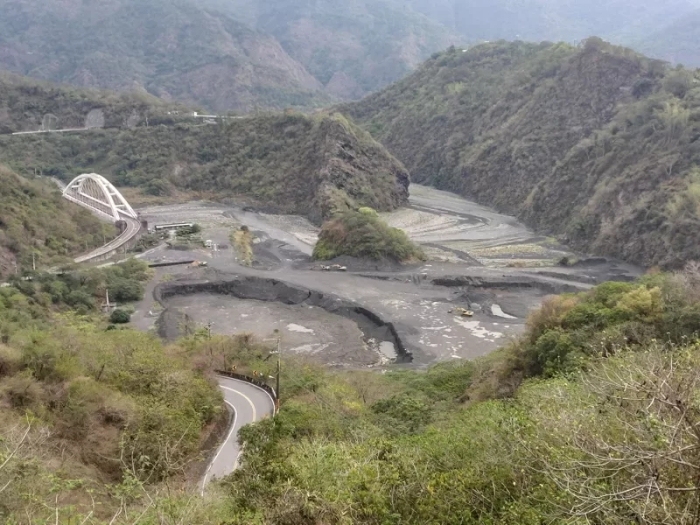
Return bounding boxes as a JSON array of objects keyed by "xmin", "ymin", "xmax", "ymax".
[
  {"xmin": 0, "ymin": 0, "xmax": 330, "ymax": 112},
  {"xmin": 340, "ymin": 39, "xmax": 700, "ymax": 268}
]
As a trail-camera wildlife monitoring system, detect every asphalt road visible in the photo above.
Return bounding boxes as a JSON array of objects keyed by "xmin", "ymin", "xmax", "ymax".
[
  {"xmin": 74, "ymin": 217, "xmax": 141, "ymax": 263},
  {"xmin": 201, "ymin": 376, "xmax": 276, "ymax": 494}
]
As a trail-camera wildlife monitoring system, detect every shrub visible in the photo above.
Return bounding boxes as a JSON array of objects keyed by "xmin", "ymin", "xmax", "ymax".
[
  {"xmin": 0, "ymin": 345, "xmax": 22, "ymax": 377},
  {"xmin": 109, "ymin": 309, "xmax": 131, "ymax": 324},
  {"xmin": 313, "ymin": 209, "xmax": 426, "ymax": 262},
  {"xmin": 2, "ymin": 375, "xmax": 43, "ymax": 408}
]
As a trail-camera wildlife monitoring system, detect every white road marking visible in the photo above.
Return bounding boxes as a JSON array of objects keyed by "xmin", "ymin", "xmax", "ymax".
[
  {"xmin": 201, "ymin": 400, "xmax": 237, "ymax": 496},
  {"xmin": 220, "ymin": 385, "xmax": 257, "ymax": 422}
]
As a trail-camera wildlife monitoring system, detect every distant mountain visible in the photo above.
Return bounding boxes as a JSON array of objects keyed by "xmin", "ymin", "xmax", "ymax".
[
  {"xmin": 0, "ymin": 0, "xmax": 329, "ymax": 112},
  {"xmin": 399, "ymin": 0, "xmax": 700, "ymax": 44},
  {"xmin": 341, "ymin": 39, "xmax": 700, "ymax": 268},
  {"xmin": 634, "ymin": 9, "xmax": 700, "ymax": 68},
  {"xmin": 201, "ymin": 0, "xmax": 459, "ymax": 99}
]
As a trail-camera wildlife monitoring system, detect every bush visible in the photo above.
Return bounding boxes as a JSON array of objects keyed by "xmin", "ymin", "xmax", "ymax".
[
  {"xmin": 2, "ymin": 375, "xmax": 43, "ymax": 408},
  {"xmin": 0, "ymin": 345, "xmax": 22, "ymax": 377},
  {"xmin": 313, "ymin": 209, "xmax": 426, "ymax": 262},
  {"xmin": 109, "ymin": 309, "xmax": 131, "ymax": 324}
]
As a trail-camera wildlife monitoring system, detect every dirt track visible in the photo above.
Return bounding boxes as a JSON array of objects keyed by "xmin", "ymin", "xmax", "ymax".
[{"xmin": 131, "ymin": 185, "xmax": 639, "ymax": 367}]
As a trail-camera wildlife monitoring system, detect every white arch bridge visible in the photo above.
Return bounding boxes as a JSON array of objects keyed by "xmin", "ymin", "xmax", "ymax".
[{"xmin": 63, "ymin": 174, "xmax": 142, "ymax": 263}]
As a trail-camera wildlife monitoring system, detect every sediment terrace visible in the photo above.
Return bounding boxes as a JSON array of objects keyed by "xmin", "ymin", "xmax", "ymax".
[
  {"xmin": 155, "ymin": 276, "xmax": 409, "ymax": 366},
  {"xmin": 131, "ymin": 185, "xmax": 640, "ymax": 367}
]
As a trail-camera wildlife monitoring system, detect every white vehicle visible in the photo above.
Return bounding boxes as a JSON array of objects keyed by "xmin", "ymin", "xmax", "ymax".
[{"xmin": 204, "ymin": 240, "xmax": 213, "ymax": 248}]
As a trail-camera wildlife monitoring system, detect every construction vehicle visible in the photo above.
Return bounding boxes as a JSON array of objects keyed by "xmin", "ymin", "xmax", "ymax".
[
  {"xmin": 318, "ymin": 264, "xmax": 348, "ymax": 272},
  {"xmin": 448, "ymin": 307, "xmax": 474, "ymax": 317}
]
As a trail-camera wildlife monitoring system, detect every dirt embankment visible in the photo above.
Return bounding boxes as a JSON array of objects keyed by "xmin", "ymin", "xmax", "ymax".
[{"xmin": 153, "ymin": 276, "xmax": 412, "ymax": 363}]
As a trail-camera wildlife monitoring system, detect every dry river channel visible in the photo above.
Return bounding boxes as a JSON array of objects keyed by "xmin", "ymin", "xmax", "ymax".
[{"xmin": 131, "ymin": 185, "xmax": 640, "ymax": 368}]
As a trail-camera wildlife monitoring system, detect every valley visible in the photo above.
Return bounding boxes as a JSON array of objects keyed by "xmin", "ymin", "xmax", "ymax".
[
  {"xmin": 0, "ymin": 11, "xmax": 699, "ymax": 520},
  {"xmin": 130, "ymin": 185, "xmax": 637, "ymax": 367}
]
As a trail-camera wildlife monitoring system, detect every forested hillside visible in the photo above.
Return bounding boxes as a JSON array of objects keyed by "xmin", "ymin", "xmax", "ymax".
[
  {"xmin": 0, "ymin": 73, "xmax": 187, "ymax": 134},
  {"xmin": 0, "ymin": 0, "xmax": 329, "ymax": 112},
  {"xmin": 0, "ymin": 166, "xmax": 114, "ymax": 277},
  {"xmin": 0, "ymin": 112, "xmax": 409, "ymax": 221},
  {"xmin": 202, "ymin": 0, "xmax": 458, "ymax": 99},
  {"xmin": 341, "ymin": 39, "xmax": 700, "ymax": 268}
]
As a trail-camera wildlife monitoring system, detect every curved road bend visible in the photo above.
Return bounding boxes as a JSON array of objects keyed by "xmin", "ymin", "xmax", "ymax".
[
  {"xmin": 201, "ymin": 376, "xmax": 276, "ymax": 494},
  {"xmin": 74, "ymin": 217, "xmax": 141, "ymax": 263}
]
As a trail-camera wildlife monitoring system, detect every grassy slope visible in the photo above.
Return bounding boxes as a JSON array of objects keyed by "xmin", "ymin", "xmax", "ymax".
[
  {"xmin": 0, "ymin": 165, "xmax": 116, "ymax": 277},
  {"xmin": 341, "ymin": 39, "xmax": 700, "ymax": 267},
  {"xmin": 0, "ymin": 112, "xmax": 410, "ymax": 222},
  {"xmin": 0, "ymin": 260, "xmax": 223, "ymax": 522},
  {"xmin": 0, "ymin": 0, "xmax": 329, "ymax": 112}
]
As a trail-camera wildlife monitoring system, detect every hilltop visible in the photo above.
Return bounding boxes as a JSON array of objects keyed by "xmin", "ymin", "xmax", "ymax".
[
  {"xmin": 0, "ymin": 166, "xmax": 114, "ymax": 277},
  {"xmin": 0, "ymin": 111, "xmax": 410, "ymax": 221},
  {"xmin": 202, "ymin": 0, "xmax": 458, "ymax": 100},
  {"xmin": 341, "ymin": 39, "xmax": 700, "ymax": 268},
  {"xmin": 0, "ymin": 0, "xmax": 329, "ymax": 112}
]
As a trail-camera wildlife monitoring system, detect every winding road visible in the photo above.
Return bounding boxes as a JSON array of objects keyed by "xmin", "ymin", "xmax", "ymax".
[
  {"xmin": 74, "ymin": 217, "xmax": 141, "ymax": 263},
  {"xmin": 201, "ymin": 376, "xmax": 276, "ymax": 494}
]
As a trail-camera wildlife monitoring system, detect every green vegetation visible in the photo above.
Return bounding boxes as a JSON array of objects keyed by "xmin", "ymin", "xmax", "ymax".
[
  {"xmin": 0, "ymin": 72, "xmax": 186, "ymax": 134},
  {"xmin": 0, "ymin": 165, "xmax": 116, "ymax": 278},
  {"xmin": 109, "ymin": 308, "xmax": 131, "ymax": 324},
  {"xmin": 4, "ymin": 265, "xmax": 700, "ymax": 522},
  {"xmin": 0, "ymin": 321, "xmax": 223, "ymax": 522},
  {"xmin": 0, "ymin": 0, "xmax": 329, "ymax": 112},
  {"xmin": 313, "ymin": 208, "xmax": 426, "ymax": 262},
  {"xmin": 0, "ymin": 111, "xmax": 410, "ymax": 222},
  {"xmin": 478, "ymin": 266, "xmax": 700, "ymax": 389},
  {"xmin": 0, "ymin": 259, "xmax": 151, "ymax": 337},
  {"xmin": 232, "ymin": 226, "xmax": 254, "ymax": 266},
  {"xmin": 341, "ymin": 39, "xmax": 700, "ymax": 267}
]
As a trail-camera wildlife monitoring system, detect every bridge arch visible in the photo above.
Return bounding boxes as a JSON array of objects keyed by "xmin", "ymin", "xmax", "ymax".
[{"xmin": 63, "ymin": 173, "xmax": 138, "ymax": 222}]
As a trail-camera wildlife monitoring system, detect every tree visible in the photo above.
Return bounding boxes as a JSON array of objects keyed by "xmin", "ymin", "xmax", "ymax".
[{"xmin": 109, "ymin": 309, "xmax": 131, "ymax": 324}]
